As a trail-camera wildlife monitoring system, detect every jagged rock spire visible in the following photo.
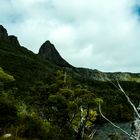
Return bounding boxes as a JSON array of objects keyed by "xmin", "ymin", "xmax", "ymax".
[
  {"xmin": 38, "ymin": 40, "xmax": 72, "ymax": 67},
  {"xmin": 0, "ymin": 25, "xmax": 8, "ymax": 41},
  {"xmin": 8, "ymin": 35, "xmax": 20, "ymax": 47},
  {"xmin": 0, "ymin": 25, "xmax": 20, "ymax": 47}
]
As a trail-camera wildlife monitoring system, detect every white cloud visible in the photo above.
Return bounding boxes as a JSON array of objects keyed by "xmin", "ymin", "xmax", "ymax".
[{"xmin": 0, "ymin": 0, "xmax": 140, "ymax": 72}]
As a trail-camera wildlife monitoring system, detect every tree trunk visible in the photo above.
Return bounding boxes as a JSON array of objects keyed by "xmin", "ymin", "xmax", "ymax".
[{"xmin": 76, "ymin": 106, "xmax": 89, "ymax": 140}]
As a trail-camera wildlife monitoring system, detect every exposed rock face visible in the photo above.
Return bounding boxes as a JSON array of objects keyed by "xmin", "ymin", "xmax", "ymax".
[
  {"xmin": 0, "ymin": 25, "xmax": 8, "ymax": 41},
  {"xmin": 0, "ymin": 25, "xmax": 20, "ymax": 47},
  {"xmin": 38, "ymin": 40, "xmax": 140, "ymax": 82},
  {"xmin": 0, "ymin": 25, "xmax": 140, "ymax": 83},
  {"xmin": 64, "ymin": 67, "xmax": 140, "ymax": 82},
  {"xmin": 38, "ymin": 40, "xmax": 72, "ymax": 67},
  {"xmin": 8, "ymin": 35, "xmax": 20, "ymax": 47}
]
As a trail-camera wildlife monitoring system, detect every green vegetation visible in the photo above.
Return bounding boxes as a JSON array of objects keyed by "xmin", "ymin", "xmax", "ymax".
[
  {"xmin": 0, "ymin": 66, "xmax": 139, "ymax": 139},
  {"xmin": 0, "ymin": 67, "xmax": 14, "ymax": 82},
  {"xmin": 0, "ymin": 31, "xmax": 140, "ymax": 139},
  {"xmin": 0, "ymin": 69, "xmax": 99, "ymax": 140}
]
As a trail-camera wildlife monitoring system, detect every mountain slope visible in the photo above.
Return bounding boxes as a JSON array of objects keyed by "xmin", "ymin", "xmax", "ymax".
[
  {"xmin": 0, "ymin": 25, "xmax": 60, "ymax": 90},
  {"xmin": 0, "ymin": 25, "xmax": 140, "ymax": 88},
  {"xmin": 38, "ymin": 40, "xmax": 72, "ymax": 67},
  {"xmin": 1, "ymin": 25, "xmax": 140, "ymax": 140},
  {"xmin": 0, "ymin": 25, "xmax": 140, "ymax": 124},
  {"xmin": 37, "ymin": 34, "xmax": 140, "ymax": 83}
]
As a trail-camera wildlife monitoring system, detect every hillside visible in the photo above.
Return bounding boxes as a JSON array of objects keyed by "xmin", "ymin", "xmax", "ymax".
[
  {"xmin": 0, "ymin": 25, "xmax": 140, "ymax": 88},
  {"xmin": 0, "ymin": 25, "xmax": 140, "ymax": 140}
]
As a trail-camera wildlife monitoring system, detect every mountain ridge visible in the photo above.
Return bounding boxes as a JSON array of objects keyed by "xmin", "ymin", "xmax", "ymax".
[
  {"xmin": 0, "ymin": 25, "xmax": 140, "ymax": 135},
  {"xmin": 0, "ymin": 25, "xmax": 140, "ymax": 84},
  {"xmin": 38, "ymin": 40, "xmax": 73, "ymax": 68},
  {"xmin": 0, "ymin": 25, "xmax": 20, "ymax": 47}
]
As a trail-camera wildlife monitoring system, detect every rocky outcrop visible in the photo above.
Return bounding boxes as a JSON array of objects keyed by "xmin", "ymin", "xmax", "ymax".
[
  {"xmin": 8, "ymin": 35, "xmax": 20, "ymax": 47},
  {"xmin": 73, "ymin": 67, "xmax": 140, "ymax": 82},
  {"xmin": 0, "ymin": 25, "xmax": 20, "ymax": 47},
  {"xmin": 0, "ymin": 25, "xmax": 8, "ymax": 41},
  {"xmin": 38, "ymin": 40, "xmax": 72, "ymax": 67},
  {"xmin": 0, "ymin": 25, "xmax": 140, "ymax": 83},
  {"xmin": 38, "ymin": 40, "xmax": 140, "ymax": 82}
]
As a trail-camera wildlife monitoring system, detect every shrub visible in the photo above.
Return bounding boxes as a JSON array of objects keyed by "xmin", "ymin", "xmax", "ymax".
[{"xmin": 0, "ymin": 100, "xmax": 18, "ymax": 128}]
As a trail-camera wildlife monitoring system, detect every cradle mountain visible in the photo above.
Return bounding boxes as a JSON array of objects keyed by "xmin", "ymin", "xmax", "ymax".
[{"xmin": 0, "ymin": 25, "xmax": 140, "ymax": 140}]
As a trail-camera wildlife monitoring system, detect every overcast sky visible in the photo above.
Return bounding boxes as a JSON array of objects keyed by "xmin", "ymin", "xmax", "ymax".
[{"xmin": 0, "ymin": 0, "xmax": 140, "ymax": 72}]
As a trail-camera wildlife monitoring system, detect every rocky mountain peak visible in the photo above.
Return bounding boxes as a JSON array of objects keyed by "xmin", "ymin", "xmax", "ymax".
[
  {"xmin": 38, "ymin": 40, "xmax": 59, "ymax": 59},
  {"xmin": 8, "ymin": 35, "xmax": 20, "ymax": 47},
  {"xmin": 38, "ymin": 40, "xmax": 72, "ymax": 67},
  {"xmin": 0, "ymin": 25, "xmax": 8, "ymax": 41},
  {"xmin": 0, "ymin": 25, "xmax": 20, "ymax": 47}
]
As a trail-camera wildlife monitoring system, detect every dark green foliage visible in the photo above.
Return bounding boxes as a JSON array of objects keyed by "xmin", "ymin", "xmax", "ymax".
[
  {"xmin": 0, "ymin": 64, "xmax": 140, "ymax": 139},
  {"xmin": 0, "ymin": 42, "xmax": 58, "ymax": 91},
  {"xmin": 0, "ymin": 33, "xmax": 140, "ymax": 140},
  {"xmin": 17, "ymin": 116, "xmax": 48, "ymax": 140},
  {"xmin": 0, "ymin": 100, "xmax": 18, "ymax": 128}
]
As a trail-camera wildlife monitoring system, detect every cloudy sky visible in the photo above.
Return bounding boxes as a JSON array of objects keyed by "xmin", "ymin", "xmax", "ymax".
[{"xmin": 0, "ymin": 0, "xmax": 140, "ymax": 72}]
